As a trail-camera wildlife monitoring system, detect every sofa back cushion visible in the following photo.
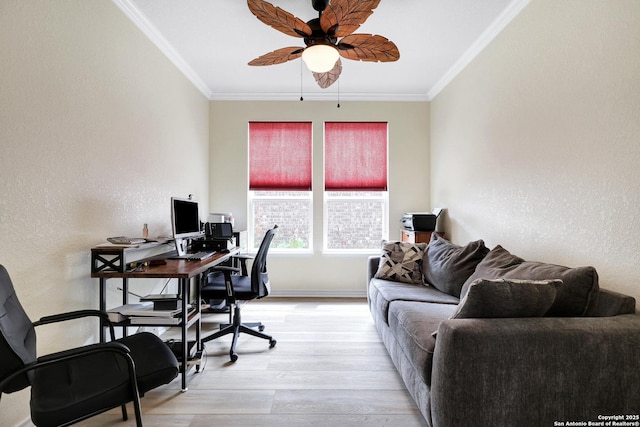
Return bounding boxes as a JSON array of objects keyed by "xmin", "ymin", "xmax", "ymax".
[
  {"xmin": 424, "ymin": 234, "xmax": 489, "ymax": 297},
  {"xmin": 375, "ymin": 241, "xmax": 427, "ymax": 285},
  {"xmin": 460, "ymin": 246, "xmax": 599, "ymax": 316},
  {"xmin": 452, "ymin": 278, "xmax": 562, "ymax": 319}
]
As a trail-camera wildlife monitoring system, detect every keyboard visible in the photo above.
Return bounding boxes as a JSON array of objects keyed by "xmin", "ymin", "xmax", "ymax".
[{"xmin": 186, "ymin": 251, "xmax": 216, "ymax": 261}]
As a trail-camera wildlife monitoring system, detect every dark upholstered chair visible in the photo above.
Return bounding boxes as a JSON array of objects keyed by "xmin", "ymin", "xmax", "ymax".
[
  {"xmin": 201, "ymin": 225, "xmax": 278, "ymax": 362},
  {"xmin": 0, "ymin": 264, "xmax": 179, "ymax": 427}
]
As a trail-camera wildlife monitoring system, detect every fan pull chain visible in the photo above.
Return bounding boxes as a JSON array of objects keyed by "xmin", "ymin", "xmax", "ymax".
[
  {"xmin": 300, "ymin": 61, "xmax": 304, "ymax": 101},
  {"xmin": 337, "ymin": 80, "xmax": 340, "ymax": 108}
]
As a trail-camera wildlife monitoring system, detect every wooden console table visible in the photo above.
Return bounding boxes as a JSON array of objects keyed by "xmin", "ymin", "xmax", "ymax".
[{"xmin": 91, "ymin": 247, "xmax": 239, "ymax": 391}]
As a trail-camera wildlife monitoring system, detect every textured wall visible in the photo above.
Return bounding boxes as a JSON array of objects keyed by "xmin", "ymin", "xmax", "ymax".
[
  {"xmin": 0, "ymin": 1, "xmax": 209, "ymax": 424},
  {"xmin": 431, "ymin": 0, "xmax": 640, "ymax": 302},
  {"xmin": 209, "ymin": 101, "xmax": 430, "ymax": 295}
]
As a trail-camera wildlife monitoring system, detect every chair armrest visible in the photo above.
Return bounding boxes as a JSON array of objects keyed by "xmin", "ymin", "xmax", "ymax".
[
  {"xmin": 34, "ymin": 309, "xmax": 116, "ymax": 341},
  {"xmin": 206, "ymin": 266, "xmax": 242, "ymax": 302},
  {"xmin": 37, "ymin": 341, "xmax": 130, "ymax": 363},
  {"xmin": 0, "ymin": 342, "xmax": 136, "ymax": 394},
  {"xmin": 233, "ymin": 254, "xmax": 253, "ymax": 276},
  {"xmin": 430, "ymin": 315, "xmax": 640, "ymax": 427}
]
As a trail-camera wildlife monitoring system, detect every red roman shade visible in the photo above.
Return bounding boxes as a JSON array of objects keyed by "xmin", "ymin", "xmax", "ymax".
[
  {"xmin": 249, "ymin": 122, "xmax": 313, "ymax": 191},
  {"xmin": 324, "ymin": 122, "xmax": 388, "ymax": 191}
]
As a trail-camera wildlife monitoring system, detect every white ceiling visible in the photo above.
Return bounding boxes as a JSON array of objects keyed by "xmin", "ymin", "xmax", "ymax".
[{"xmin": 114, "ymin": 0, "xmax": 529, "ymax": 101}]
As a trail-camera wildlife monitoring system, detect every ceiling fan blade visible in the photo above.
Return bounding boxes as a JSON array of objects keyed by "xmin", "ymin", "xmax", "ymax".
[
  {"xmin": 247, "ymin": 0, "xmax": 312, "ymax": 38},
  {"xmin": 337, "ymin": 34, "xmax": 399, "ymax": 62},
  {"xmin": 248, "ymin": 47, "xmax": 305, "ymax": 66},
  {"xmin": 312, "ymin": 59, "xmax": 342, "ymax": 88},
  {"xmin": 320, "ymin": 0, "xmax": 381, "ymax": 37}
]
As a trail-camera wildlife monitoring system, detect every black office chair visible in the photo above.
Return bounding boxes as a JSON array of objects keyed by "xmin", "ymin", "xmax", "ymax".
[
  {"xmin": 201, "ymin": 225, "xmax": 278, "ymax": 362},
  {"xmin": 0, "ymin": 264, "xmax": 179, "ymax": 427}
]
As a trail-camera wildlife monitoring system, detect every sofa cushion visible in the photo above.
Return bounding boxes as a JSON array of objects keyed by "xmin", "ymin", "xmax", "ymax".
[
  {"xmin": 460, "ymin": 245, "xmax": 599, "ymax": 316},
  {"xmin": 388, "ymin": 300, "xmax": 457, "ymax": 386},
  {"xmin": 375, "ymin": 241, "xmax": 428, "ymax": 285},
  {"xmin": 424, "ymin": 234, "xmax": 490, "ymax": 298},
  {"xmin": 452, "ymin": 278, "xmax": 562, "ymax": 319},
  {"xmin": 369, "ymin": 278, "xmax": 459, "ymax": 325}
]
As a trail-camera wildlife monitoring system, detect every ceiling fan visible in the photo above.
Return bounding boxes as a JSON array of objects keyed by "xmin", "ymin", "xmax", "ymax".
[{"xmin": 247, "ymin": 0, "xmax": 400, "ymax": 89}]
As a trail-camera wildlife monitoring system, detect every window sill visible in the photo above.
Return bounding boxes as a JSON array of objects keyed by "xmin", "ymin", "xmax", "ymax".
[{"xmin": 322, "ymin": 249, "xmax": 380, "ymax": 256}]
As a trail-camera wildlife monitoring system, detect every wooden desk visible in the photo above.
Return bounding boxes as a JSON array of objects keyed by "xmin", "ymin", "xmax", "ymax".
[{"xmin": 91, "ymin": 248, "xmax": 239, "ymax": 391}]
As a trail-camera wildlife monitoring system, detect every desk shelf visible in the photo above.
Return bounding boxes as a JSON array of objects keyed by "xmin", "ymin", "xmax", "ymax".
[
  {"xmin": 91, "ymin": 242, "xmax": 173, "ymax": 274},
  {"xmin": 115, "ymin": 309, "xmax": 200, "ymax": 328}
]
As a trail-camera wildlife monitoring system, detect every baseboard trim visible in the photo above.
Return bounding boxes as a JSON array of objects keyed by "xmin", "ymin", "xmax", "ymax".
[{"xmin": 270, "ymin": 290, "xmax": 367, "ymax": 298}]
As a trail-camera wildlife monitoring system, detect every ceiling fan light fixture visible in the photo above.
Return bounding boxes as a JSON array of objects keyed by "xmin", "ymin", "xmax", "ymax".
[{"xmin": 302, "ymin": 44, "xmax": 339, "ymax": 73}]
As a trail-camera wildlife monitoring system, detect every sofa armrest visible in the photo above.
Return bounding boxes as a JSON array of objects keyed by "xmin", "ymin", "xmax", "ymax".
[
  {"xmin": 431, "ymin": 315, "xmax": 640, "ymax": 427},
  {"xmin": 367, "ymin": 256, "xmax": 380, "ymax": 284},
  {"xmin": 587, "ymin": 288, "xmax": 636, "ymax": 316}
]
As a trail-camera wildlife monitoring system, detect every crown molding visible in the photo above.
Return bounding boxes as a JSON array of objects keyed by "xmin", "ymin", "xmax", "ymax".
[
  {"xmin": 209, "ymin": 92, "xmax": 429, "ymax": 102},
  {"xmin": 426, "ymin": 0, "xmax": 531, "ymax": 101},
  {"xmin": 112, "ymin": 0, "xmax": 213, "ymax": 99}
]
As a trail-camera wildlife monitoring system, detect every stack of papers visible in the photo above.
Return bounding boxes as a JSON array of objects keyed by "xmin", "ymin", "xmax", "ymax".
[{"xmin": 107, "ymin": 302, "xmax": 189, "ymax": 325}]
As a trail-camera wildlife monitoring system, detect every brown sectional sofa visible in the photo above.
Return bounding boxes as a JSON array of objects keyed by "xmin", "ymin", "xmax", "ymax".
[{"xmin": 367, "ymin": 234, "xmax": 640, "ymax": 427}]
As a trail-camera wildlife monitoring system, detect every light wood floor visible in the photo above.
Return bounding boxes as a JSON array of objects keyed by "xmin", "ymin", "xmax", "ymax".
[{"xmin": 75, "ymin": 298, "xmax": 427, "ymax": 427}]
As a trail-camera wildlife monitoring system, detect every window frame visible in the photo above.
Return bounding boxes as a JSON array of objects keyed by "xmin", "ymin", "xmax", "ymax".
[
  {"xmin": 322, "ymin": 121, "xmax": 390, "ymax": 253},
  {"xmin": 247, "ymin": 122, "xmax": 313, "ymax": 253}
]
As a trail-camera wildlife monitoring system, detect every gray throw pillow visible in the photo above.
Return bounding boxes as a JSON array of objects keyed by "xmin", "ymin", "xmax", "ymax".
[
  {"xmin": 375, "ymin": 241, "xmax": 427, "ymax": 285},
  {"xmin": 452, "ymin": 278, "xmax": 562, "ymax": 319},
  {"xmin": 460, "ymin": 245, "xmax": 599, "ymax": 317},
  {"xmin": 423, "ymin": 233, "xmax": 489, "ymax": 297}
]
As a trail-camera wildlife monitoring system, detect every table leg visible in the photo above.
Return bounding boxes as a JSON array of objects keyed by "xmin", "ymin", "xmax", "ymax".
[
  {"xmin": 180, "ymin": 277, "xmax": 189, "ymax": 392},
  {"xmin": 195, "ymin": 273, "xmax": 202, "ymax": 372},
  {"xmin": 122, "ymin": 278, "xmax": 129, "ymax": 338},
  {"xmin": 99, "ymin": 278, "xmax": 107, "ymax": 343}
]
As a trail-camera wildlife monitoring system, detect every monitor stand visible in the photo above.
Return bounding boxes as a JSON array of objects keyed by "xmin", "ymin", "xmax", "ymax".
[{"xmin": 174, "ymin": 238, "xmax": 188, "ymax": 256}]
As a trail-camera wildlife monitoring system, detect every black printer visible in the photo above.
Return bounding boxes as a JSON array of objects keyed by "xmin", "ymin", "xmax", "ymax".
[
  {"xmin": 194, "ymin": 222, "xmax": 234, "ymax": 252},
  {"xmin": 402, "ymin": 209, "xmax": 442, "ymax": 231}
]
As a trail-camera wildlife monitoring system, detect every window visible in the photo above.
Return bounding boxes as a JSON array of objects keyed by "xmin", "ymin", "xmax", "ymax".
[
  {"xmin": 324, "ymin": 122, "xmax": 389, "ymax": 252},
  {"xmin": 248, "ymin": 122, "xmax": 313, "ymax": 251},
  {"xmin": 248, "ymin": 121, "xmax": 389, "ymax": 253}
]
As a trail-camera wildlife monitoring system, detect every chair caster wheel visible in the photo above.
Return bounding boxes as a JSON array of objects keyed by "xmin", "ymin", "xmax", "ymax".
[
  {"xmin": 230, "ymin": 353, "xmax": 238, "ymax": 362},
  {"xmin": 259, "ymin": 325, "xmax": 265, "ymax": 332},
  {"xmin": 269, "ymin": 339, "xmax": 277, "ymax": 348}
]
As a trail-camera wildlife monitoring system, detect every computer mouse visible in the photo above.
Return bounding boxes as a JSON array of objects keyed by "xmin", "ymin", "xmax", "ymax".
[{"xmin": 221, "ymin": 248, "xmax": 230, "ymax": 253}]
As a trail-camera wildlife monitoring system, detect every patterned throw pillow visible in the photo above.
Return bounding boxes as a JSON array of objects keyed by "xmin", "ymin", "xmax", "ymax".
[{"xmin": 375, "ymin": 241, "xmax": 427, "ymax": 285}]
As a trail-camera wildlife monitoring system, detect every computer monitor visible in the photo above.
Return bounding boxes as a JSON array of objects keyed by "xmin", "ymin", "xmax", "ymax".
[{"xmin": 171, "ymin": 197, "xmax": 203, "ymax": 255}]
